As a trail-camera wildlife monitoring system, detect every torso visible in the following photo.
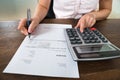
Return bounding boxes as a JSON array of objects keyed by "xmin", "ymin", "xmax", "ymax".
[{"xmin": 53, "ymin": 0, "xmax": 99, "ymax": 19}]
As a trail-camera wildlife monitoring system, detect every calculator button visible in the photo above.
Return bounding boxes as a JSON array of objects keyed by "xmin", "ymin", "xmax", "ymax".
[
  {"xmin": 96, "ymin": 40, "xmax": 101, "ymax": 43},
  {"xmin": 69, "ymin": 37, "xmax": 75, "ymax": 41},
  {"xmin": 77, "ymin": 40, "xmax": 82, "ymax": 44},
  {"xmin": 84, "ymin": 40, "xmax": 91, "ymax": 43},
  {"xmin": 102, "ymin": 39, "xmax": 108, "ymax": 43},
  {"xmin": 71, "ymin": 41, "xmax": 77, "ymax": 44},
  {"xmin": 75, "ymin": 37, "xmax": 81, "ymax": 40},
  {"xmin": 90, "ymin": 40, "xmax": 95, "ymax": 43}
]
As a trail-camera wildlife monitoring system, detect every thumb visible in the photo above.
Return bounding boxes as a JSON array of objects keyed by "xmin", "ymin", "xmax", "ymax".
[{"xmin": 28, "ymin": 20, "xmax": 38, "ymax": 33}]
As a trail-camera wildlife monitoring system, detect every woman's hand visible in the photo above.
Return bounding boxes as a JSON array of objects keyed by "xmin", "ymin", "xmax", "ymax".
[
  {"xmin": 75, "ymin": 13, "xmax": 96, "ymax": 32},
  {"xmin": 18, "ymin": 17, "xmax": 39, "ymax": 35}
]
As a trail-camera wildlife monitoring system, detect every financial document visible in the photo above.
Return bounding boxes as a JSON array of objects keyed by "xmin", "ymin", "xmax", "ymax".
[{"xmin": 3, "ymin": 24, "xmax": 79, "ymax": 78}]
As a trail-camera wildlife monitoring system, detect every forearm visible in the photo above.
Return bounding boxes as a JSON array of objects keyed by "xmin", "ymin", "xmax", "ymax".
[
  {"xmin": 89, "ymin": 9, "xmax": 112, "ymax": 20},
  {"xmin": 89, "ymin": 0, "xmax": 112, "ymax": 20},
  {"xmin": 33, "ymin": 0, "xmax": 50, "ymax": 23}
]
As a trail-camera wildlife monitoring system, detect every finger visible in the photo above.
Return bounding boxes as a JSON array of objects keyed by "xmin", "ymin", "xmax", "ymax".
[
  {"xmin": 85, "ymin": 16, "xmax": 91, "ymax": 27},
  {"xmin": 20, "ymin": 26, "xmax": 28, "ymax": 35},
  {"xmin": 18, "ymin": 18, "xmax": 29, "ymax": 35},
  {"xmin": 23, "ymin": 28, "xmax": 28, "ymax": 35},
  {"xmin": 80, "ymin": 21, "xmax": 85, "ymax": 33},
  {"xmin": 75, "ymin": 20, "xmax": 81, "ymax": 28},
  {"xmin": 28, "ymin": 20, "xmax": 38, "ymax": 33},
  {"xmin": 21, "ymin": 29, "xmax": 28, "ymax": 35},
  {"xmin": 88, "ymin": 17, "xmax": 94, "ymax": 27},
  {"xmin": 87, "ymin": 17, "xmax": 96, "ymax": 28},
  {"xmin": 90, "ymin": 19, "xmax": 96, "ymax": 27},
  {"xmin": 18, "ymin": 18, "xmax": 27, "ymax": 30}
]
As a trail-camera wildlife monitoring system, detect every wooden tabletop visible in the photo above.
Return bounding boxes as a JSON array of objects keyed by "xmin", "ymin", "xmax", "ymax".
[{"xmin": 0, "ymin": 19, "xmax": 120, "ymax": 80}]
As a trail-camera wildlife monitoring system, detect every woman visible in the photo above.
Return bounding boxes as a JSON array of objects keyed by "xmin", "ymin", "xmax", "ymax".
[{"xmin": 18, "ymin": 0, "xmax": 112, "ymax": 35}]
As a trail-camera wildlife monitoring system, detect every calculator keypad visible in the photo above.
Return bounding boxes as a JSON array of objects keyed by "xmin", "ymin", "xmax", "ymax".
[
  {"xmin": 66, "ymin": 28, "xmax": 108, "ymax": 44},
  {"xmin": 66, "ymin": 29, "xmax": 82, "ymax": 44}
]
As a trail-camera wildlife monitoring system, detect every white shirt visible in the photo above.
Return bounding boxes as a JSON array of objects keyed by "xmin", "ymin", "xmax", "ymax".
[{"xmin": 53, "ymin": 0, "xmax": 99, "ymax": 19}]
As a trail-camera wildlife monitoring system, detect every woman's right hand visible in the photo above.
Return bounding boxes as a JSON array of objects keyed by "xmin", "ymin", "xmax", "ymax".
[{"xmin": 18, "ymin": 17, "xmax": 39, "ymax": 35}]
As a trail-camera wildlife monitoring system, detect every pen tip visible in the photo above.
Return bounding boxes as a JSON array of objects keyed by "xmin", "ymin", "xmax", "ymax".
[
  {"xmin": 28, "ymin": 33, "xmax": 31, "ymax": 39},
  {"xmin": 29, "ymin": 35, "xmax": 30, "ymax": 39}
]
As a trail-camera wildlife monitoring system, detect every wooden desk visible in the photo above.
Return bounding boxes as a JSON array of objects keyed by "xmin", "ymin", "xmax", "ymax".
[{"xmin": 0, "ymin": 19, "xmax": 120, "ymax": 80}]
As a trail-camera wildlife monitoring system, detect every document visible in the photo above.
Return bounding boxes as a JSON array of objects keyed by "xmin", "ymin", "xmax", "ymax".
[{"xmin": 3, "ymin": 24, "xmax": 79, "ymax": 78}]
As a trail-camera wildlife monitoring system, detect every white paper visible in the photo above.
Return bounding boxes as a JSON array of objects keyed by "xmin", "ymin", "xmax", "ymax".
[{"xmin": 3, "ymin": 24, "xmax": 79, "ymax": 78}]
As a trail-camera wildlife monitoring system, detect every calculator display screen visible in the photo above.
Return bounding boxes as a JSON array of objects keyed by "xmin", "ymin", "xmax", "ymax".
[{"xmin": 75, "ymin": 44, "xmax": 116, "ymax": 54}]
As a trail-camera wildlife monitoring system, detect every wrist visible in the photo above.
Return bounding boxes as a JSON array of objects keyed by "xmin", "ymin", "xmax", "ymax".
[
  {"xmin": 33, "ymin": 16, "xmax": 41, "ymax": 23},
  {"xmin": 88, "ymin": 13, "xmax": 96, "ymax": 19}
]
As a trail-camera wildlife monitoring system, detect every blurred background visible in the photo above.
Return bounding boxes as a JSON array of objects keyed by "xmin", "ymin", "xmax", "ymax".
[
  {"xmin": 108, "ymin": 0, "xmax": 120, "ymax": 19},
  {"xmin": 0, "ymin": 0, "xmax": 37, "ymax": 21},
  {"xmin": 0, "ymin": 0, "xmax": 119, "ymax": 21}
]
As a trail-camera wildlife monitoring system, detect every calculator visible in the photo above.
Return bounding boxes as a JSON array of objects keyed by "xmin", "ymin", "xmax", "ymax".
[{"xmin": 64, "ymin": 27, "xmax": 120, "ymax": 61}]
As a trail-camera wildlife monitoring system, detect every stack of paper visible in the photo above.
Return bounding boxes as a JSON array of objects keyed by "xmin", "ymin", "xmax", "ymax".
[{"xmin": 3, "ymin": 24, "xmax": 79, "ymax": 78}]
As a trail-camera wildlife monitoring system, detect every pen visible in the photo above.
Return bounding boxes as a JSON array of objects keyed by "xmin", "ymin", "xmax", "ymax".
[{"xmin": 26, "ymin": 8, "xmax": 31, "ymax": 38}]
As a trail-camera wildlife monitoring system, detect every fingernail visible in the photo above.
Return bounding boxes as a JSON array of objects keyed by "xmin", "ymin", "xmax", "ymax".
[
  {"xmin": 28, "ymin": 29, "xmax": 32, "ymax": 33},
  {"xmin": 80, "ymin": 29, "xmax": 83, "ymax": 33}
]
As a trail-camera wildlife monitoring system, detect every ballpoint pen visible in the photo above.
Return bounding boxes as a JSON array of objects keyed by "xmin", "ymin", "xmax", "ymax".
[{"xmin": 26, "ymin": 8, "xmax": 31, "ymax": 38}]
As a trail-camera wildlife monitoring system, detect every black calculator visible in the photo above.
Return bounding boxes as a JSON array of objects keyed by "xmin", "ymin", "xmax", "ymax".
[{"xmin": 64, "ymin": 28, "xmax": 120, "ymax": 61}]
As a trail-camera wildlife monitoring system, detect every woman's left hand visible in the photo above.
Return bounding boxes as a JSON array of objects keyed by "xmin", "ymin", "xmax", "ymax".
[{"xmin": 75, "ymin": 13, "xmax": 96, "ymax": 32}]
